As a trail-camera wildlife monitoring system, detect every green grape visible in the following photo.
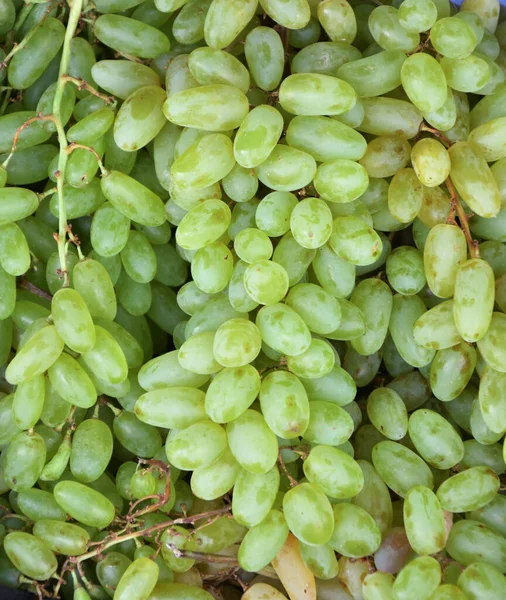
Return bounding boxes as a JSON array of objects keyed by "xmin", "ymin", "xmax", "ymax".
[
  {"xmin": 372, "ymin": 440, "xmax": 433, "ymax": 497},
  {"xmin": 165, "ymin": 54, "xmax": 199, "ymax": 97},
  {"xmin": 96, "ymin": 551, "xmax": 132, "ymax": 596},
  {"xmin": 67, "ymin": 108, "xmax": 114, "ymax": 146},
  {"xmin": 48, "ymin": 353, "xmax": 97, "ymax": 409},
  {"xmin": 411, "ymin": 139, "xmax": 451, "ymax": 188},
  {"xmin": 234, "ymin": 228, "xmax": 273, "ymax": 263},
  {"xmin": 401, "ymin": 53, "xmax": 447, "ymax": 113},
  {"xmin": 412, "ymin": 300, "xmax": 461, "ymax": 351},
  {"xmin": 286, "ymin": 115, "xmax": 366, "ymax": 162},
  {"xmin": 191, "ymin": 241, "xmax": 233, "ymax": 294},
  {"xmin": 7, "ymin": 18, "xmax": 65, "ymax": 90},
  {"xmin": 171, "ymin": 133, "xmax": 234, "ymax": 191},
  {"xmin": 113, "ymin": 557, "xmax": 159, "ymax": 600},
  {"xmin": 232, "ymin": 466, "xmax": 280, "ymax": 527},
  {"xmin": 135, "ymin": 387, "xmax": 206, "ymax": 429},
  {"xmin": 300, "ymin": 361, "xmax": 356, "ymax": 403},
  {"xmin": 164, "ymin": 84, "xmax": 248, "ymax": 131},
  {"xmin": 0, "ymin": 111, "xmax": 52, "ymax": 154},
  {"xmin": 90, "ymin": 202, "xmax": 131, "ymax": 258},
  {"xmin": 73, "ymin": 258, "xmax": 117, "ymax": 320},
  {"xmin": 0, "ymin": 187, "xmax": 39, "ymax": 225},
  {"xmin": 283, "ymin": 481, "xmax": 334, "ymax": 545},
  {"xmin": 185, "ymin": 294, "xmax": 242, "ymax": 338},
  {"xmin": 120, "ymin": 231, "xmax": 157, "ymax": 284},
  {"xmin": 316, "ymin": 0, "xmax": 355, "ymax": 43},
  {"xmin": 203, "ymin": 0, "xmax": 257, "ymax": 49},
  {"xmin": 393, "ymin": 556, "xmax": 441, "ymax": 600},
  {"xmin": 442, "ymin": 54, "xmax": 490, "ymax": 93},
  {"xmin": 12, "ymin": 372, "xmax": 45, "ymax": 430},
  {"xmin": 350, "ymin": 279, "xmax": 392, "ymax": 355},
  {"xmin": 389, "ymin": 294, "xmax": 435, "ymax": 368},
  {"xmin": 176, "ymin": 199, "xmax": 231, "ymax": 250},
  {"xmin": 227, "ymin": 409, "xmax": 278, "ymax": 474},
  {"xmin": 4, "ymin": 431, "xmax": 46, "ymax": 492},
  {"xmin": 453, "ymin": 258, "xmax": 495, "ymax": 342},
  {"xmin": 117, "ymin": 273, "xmax": 152, "ymax": 317},
  {"xmin": 166, "ymin": 420, "xmax": 227, "ymax": 470},
  {"xmin": 245, "ymin": 27, "xmax": 284, "ymax": 92},
  {"xmin": 430, "ymin": 342, "xmax": 477, "ymax": 401},
  {"xmin": 314, "ymin": 159, "xmax": 369, "ymax": 204},
  {"xmin": 228, "ymin": 197, "xmax": 260, "ymax": 241},
  {"xmin": 272, "ymin": 231, "xmax": 316, "ymax": 287},
  {"xmin": 366, "ymin": 387, "xmax": 408, "ymax": 440},
  {"xmin": 477, "ymin": 313, "xmax": 506, "ymax": 373},
  {"xmin": 130, "ymin": 469, "xmax": 156, "ymax": 499},
  {"xmin": 191, "ymin": 447, "xmax": 239, "ymax": 500},
  {"xmin": 470, "ymin": 396, "xmax": 504, "ymax": 445},
  {"xmin": 447, "ymin": 520, "xmax": 506, "ymax": 572},
  {"xmin": 173, "ymin": 0, "xmax": 212, "ymax": 44},
  {"xmin": 51, "ymin": 287, "xmax": 96, "ymax": 353},
  {"xmin": 437, "ymin": 466, "xmax": 499, "ymax": 513},
  {"xmin": 255, "ymin": 145, "xmax": 317, "ymax": 192},
  {"xmin": 32, "ymin": 519, "xmax": 90, "ymax": 556},
  {"xmin": 337, "ymin": 50, "xmax": 406, "ymax": 98},
  {"xmin": 431, "ymin": 16, "xmax": 477, "ymax": 59},
  {"xmin": 81, "ymin": 325, "xmax": 128, "ymax": 385},
  {"xmin": 458, "ymin": 561, "xmax": 506, "ymax": 599},
  {"xmin": 17, "ymin": 489, "xmax": 67, "ymax": 522},
  {"xmin": 101, "ymin": 170, "xmax": 166, "ymax": 227},
  {"xmin": 403, "ymin": 485, "xmax": 446, "ymax": 556},
  {"xmin": 222, "ymin": 164, "xmax": 258, "ymax": 203},
  {"xmin": 94, "ymin": 319, "xmax": 143, "ymax": 369},
  {"xmin": 386, "ymin": 246, "xmax": 426, "ymax": 295},
  {"xmin": 6, "ymin": 325, "xmax": 64, "ymax": 384},
  {"xmin": 279, "ymin": 73, "xmax": 356, "ymax": 116},
  {"xmin": 311, "ymin": 244, "xmax": 356, "ymax": 299},
  {"xmin": 368, "ymin": 6, "xmax": 420, "ymax": 52},
  {"xmin": 362, "ymin": 572, "xmax": 395, "ymax": 600},
  {"xmin": 468, "ymin": 116, "xmax": 506, "ymax": 162},
  {"xmin": 423, "ymin": 224, "xmax": 467, "ymax": 299},
  {"xmin": 94, "ymin": 15, "xmax": 169, "ymax": 58},
  {"xmin": 150, "ymin": 583, "xmax": 214, "ymax": 600},
  {"xmin": 328, "ymin": 502, "xmax": 381, "ymax": 558},
  {"xmin": 303, "ymin": 401, "xmax": 354, "ymax": 445},
  {"xmin": 3, "ymin": 532, "xmax": 57, "ymax": 581},
  {"xmin": 256, "ymin": 303, "xmax": 311, "ymax": 357},
  {"xmin": 238, "ymin": 509, "xmax": 289, "ymax": 572},
  {"xmin": 53, "ymin": 480, "xmax": 115, "ymax": 529},
  {"xmin": 408, "ymin": 408, "xmax": 464, "ymax": 469},
  {"xmin": 212, "ymin": 318, "xmax": 261, "ymax": 367},
  {"xmin": 177, "ymin": 283, "xmax": 214, "ymax": 317},
  {"xmin": 360, "ymin": 133, "xmax": 412, "ymax": 178},
  {"xmin": 352, "ymin": 459, "xmax": 393, "ymax": 536},
  {"xmin": 69, "ymin": 419, "xmax": 113, "ymax": 483},
  {"xmin": 286, "ymin": 338, "xmax": 335, "ymax": 379},
  {"xmin": 386, "ymin": 167, "xmax": 422, "ymax": 223},
  {"xmin": 233, "ymin": 105, "xmax": 284, "ymax": 169},
  {"xmin": 329, "ymin": 215, "xmax": 382, "ymax": 266},
  {"xmin": 113, "ymin": 85, "xmax": 166, "ymax": 152},
  {"xmin": 291, "ymin": 40, "xmax": 360, "ymax": 76},
  {"xmin": 259, "ymin": 370, "xmax": 309, "ymax": 438},
  {"xmin": 287, "ymin": 283, "xmax": 341, "ymax": 334},
  {"xmin": 205, "ymin": 364, "xmax": 260, "ymax": 423},
  {"xmin": 423, "ymin": 88, "xmax": 457, "ymax": 132},
  {"xmin": 398, "ymin": 0, "xmax": 437, "ymax": 32},
  {"xmin": 303, "ymin": 444, "xmax": 363, "ymax": 499},
  {"xmin": 287, "ymin": 197, "xmax": 332, "ymax": 250}
]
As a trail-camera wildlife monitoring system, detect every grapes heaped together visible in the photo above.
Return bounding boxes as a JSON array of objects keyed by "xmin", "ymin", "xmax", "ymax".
[{"xmin": 1, "ymin": 0, "xmax": 506, "ymax": 599}]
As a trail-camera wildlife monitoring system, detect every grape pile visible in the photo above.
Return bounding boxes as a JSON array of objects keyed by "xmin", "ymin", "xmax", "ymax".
[{"xmin": 1, "ymin": 0, "xmax": 506, "ymax": 598}]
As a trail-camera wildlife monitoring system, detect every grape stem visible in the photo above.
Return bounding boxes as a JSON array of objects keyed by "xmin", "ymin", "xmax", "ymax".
[
  {"xmin": 277, "ymin": 449, "xmax": 298, "ymax": 488},
  {"xmin": 17, "ymin": 278, "xmax": 53, "ymax": 301},
  {"xmin": 2, "ymin": 114, "xmax": 56, "ymax": 168},
  {"xmin": 446, "ymin": 177, "xmax": 479, "ymax": 259},
  {"xmin": 418, "ymin": 122, "xmax": 451, "ymax": 147},
  {"xmin": 65, "ymin": 141, "xmax": 108, "ymax": 176},
  {"xmin": 61, "ymin": 74, "xmax": 116, "ymax": 107},
  {"xmin": 52, "ymin": 0, "xmax": 85, "ymax": 288}
]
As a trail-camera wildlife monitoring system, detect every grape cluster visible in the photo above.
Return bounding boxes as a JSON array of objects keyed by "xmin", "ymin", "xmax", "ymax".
[{"xmin": 1, "ymin": 0, "xmax": 506, "ymax": 599}]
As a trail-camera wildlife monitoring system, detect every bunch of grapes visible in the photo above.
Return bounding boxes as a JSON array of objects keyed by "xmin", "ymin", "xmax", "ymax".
[{"xmin": 0, "ymin": 0, "xmax": 506, "ymax": 598}]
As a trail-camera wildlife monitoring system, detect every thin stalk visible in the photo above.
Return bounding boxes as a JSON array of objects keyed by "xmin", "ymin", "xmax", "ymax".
[
  {"xmin": 52, "ymin": 0, "xmax": 84, "ymax": 287},
  {"xmin": 446, "ymin": 177, "xmax": 478, "ymax": 258}
]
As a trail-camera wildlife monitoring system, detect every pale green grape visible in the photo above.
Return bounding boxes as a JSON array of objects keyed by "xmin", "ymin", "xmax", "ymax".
[
  {"xmin": 213, "ymin": 318, "xmax": 262, "ymax": 367},
  {"xmin": 431, "ymin": 17, "xmax": 477, "ymax": 59},
  {"xmin": 234, "ymin": 228, "xmax": 273, "ymax": 263},
  {"xmin": 337, "ymin": 50, "xmax": 406, "ymax": 98},
  {"xmin": 283, "ymin": 481, "xmax": 334, "ymax": 545},
  {"xmin": 243, "ymin": 260, "xmax": 289, "ymax": 306}
]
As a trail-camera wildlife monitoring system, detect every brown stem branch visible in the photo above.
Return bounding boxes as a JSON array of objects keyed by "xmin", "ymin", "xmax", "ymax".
[
  {"xmin": 419, "ymin": 122, "xmax": 452, "ymax": 147},
  {"xmin": 18, "ymin": 279, "xmax": 53, "ymax": 301},
  {"xmin": 61, "ymin": 75, "xmax": 116, "ymax": 106},
  {"xmin": 278, "ymin": 450, "xmax": 298, "ymax": 488},
  {"xmin": 446, "ymin": 177, "xmax": 478, "ymax": 258}
]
